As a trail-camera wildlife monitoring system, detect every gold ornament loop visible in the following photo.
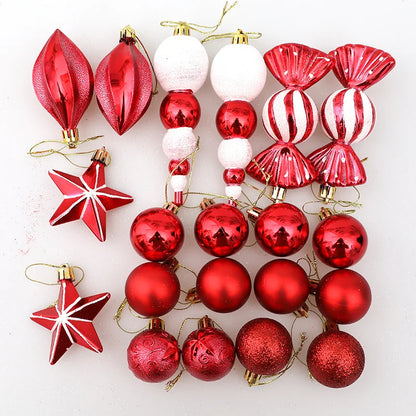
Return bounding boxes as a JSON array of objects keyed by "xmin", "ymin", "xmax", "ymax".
[
  {"xmin": 113, "ymin": 298, "xmax": 148, "ymax": 334},
  {"xmin": 201, "ymin": 29, "xmax": 262, "ymax": 44},
  {"xmin": 24, "ymin": 263, "xmax": 85, "ymax": 286}
]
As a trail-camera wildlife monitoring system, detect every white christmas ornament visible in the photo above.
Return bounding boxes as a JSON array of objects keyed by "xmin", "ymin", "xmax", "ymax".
[
  {"xmin": 170, "ymin": 175, "xmax": 188, "ymax": 193},
  {"xmin": 218, "ymin": 138, "xmax": 252, "ymax": 169},
  {"xmin": 162, "ymin": 127, "xmax": 197, "ymax": 160},
  {"xmin": 225, "ymin": 185, "xmax": 243, "ymax": 200}
]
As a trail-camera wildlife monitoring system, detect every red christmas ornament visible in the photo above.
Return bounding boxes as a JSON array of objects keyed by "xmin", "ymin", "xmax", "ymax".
[
  {"xmin": 127, "ymin": 318, "xmax": 180, "ymax": 383},
  {"xmin": 196, "ymin": 258, "xmax": 251, "ymax": 313},
  {"xmin": 130, "ymin": 207, "xmax": 184, "ymax": 262},
  {"xmin": 30, "ymin": 265, "xmax": 110, "ymax": 365},
  {"xmin": 194, "ymin": 202, "xmax": 248, "ymax": 257},
  {"xmin": 313, "ymin": 211, "xmax": 368, "ymax": 268},
  {"xmin": 254, "ymin": 259, "xmax": 309, "ymax": 314},
  {"xmin": 246, "ymin": 43, "xmax": 334, "ymax": 190},
  {"xmin": 315, "ymin": 269, "xmax": 371, "ymax": 324},
  {"xmin": 49, "ymin": 148, "xmax": 133, "ymax": 242},
  {"xmin": 182, "ymin": 316, "xmax": 235, "ymax": 381},
  {"xmin": 236, "ymin": 318, "xmax": 293, "ymax": 379},
  {"xmin": 125, "ymin": 261, "xmax": 180, "ymax": 317},
  {"xmin": 307, "ymin": 329, "xmax": 365, "ymax": 388},
  {"xmin": 252, "ymin": 203, "xmax": 309, "ymax": 256},
  {"xmin": 95, "ymin": 26, "xmax": 152, "ymax": 135},
  {"xmin": 33, "ymin": 29, "xmax": 94, "ymax": 145}
]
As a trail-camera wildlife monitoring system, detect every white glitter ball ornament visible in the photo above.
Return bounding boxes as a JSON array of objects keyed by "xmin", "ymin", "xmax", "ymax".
[
  {"xmin": 218, "ymin": 138, "xmax": 252, "ymax": 169},
  {"xmin": 162, "ymin": 127, "xmax": 197, "ymax": 160}
]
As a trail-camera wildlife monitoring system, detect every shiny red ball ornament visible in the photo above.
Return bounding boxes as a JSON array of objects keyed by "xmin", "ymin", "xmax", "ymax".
[
  {"xmin": 216, "ymin": 100, "xmax": 257, "ymax": 139},
  {"xmin": 169, "ymin": 159, "xmax": 190, "ymax": 176},
  {"xmin": 315, "ymin": 269, "xmax": 371, "ymax": 324},
  {"xmin": 95, "ymin": 30, "xmax": 152, "ymax": 135},
  {"xmin": 160, "ymin": 90, "xmax": 201, "ymax": 129},
  {"xmin": 254, "ymin": 203, "xmax": 309, "ymax": 256},
  {"xmin": 196, "ymin": 258, "xmax": 251, "ymax": 313},
  {"xmin": 125, "ymin": 262, "xmax": 180, "ymax": 317},
  {"xmin": 182, "ymin": 317, "xmax": 235, "ymax": 381},
  {"xmin": 127, "ymin": 319, "xmax": 180, "ymax": 383},
  {"xmin": 223, "ymin": 168, "xmax": 245, "ymax": 185},
  {"xmin": 130, "ymin": 207, "xmax": 184, "ymax": 262},
  {"xmin": 236, "ymin": 318, "xmax": 293, "ymax": 376},
  {"xmin": 313, "ymin": 213, "xmax": 368, "ymax": 268},
  {"xmin": 254, "ymin": 259, "xmax": 309, "ymax": 314},
  {"xmin": 307, "ymin": 330, "xmax": 365, "ymax": 388},
  {"xmin": 33, "ymin": 29, "xmax": 93, "ymax": 135}
]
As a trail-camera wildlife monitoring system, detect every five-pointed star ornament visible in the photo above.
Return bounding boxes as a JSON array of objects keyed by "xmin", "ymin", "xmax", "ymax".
[
  {"xmin": 30, "ymin": 267, "xmax": 111, "ymax": 365},
  {"xmin": 48, "ymin": 148, "xmax": 133, "ymax": 241}
]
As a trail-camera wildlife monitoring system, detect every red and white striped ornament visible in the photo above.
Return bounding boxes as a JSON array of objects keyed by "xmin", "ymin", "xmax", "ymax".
[
  {"xmin": 308, "ymin": 44, "xmax": 395, "ymax": 198},
  {"xmin": 246, "ymin": 43, "xmax": 334, "ymax": 194},
  {"xmin": 154, "ymin": 24, "xmax": 209, "ymax": 206},
  {"xmin": 210, "ymin": 30, "xmax": 267, "ymax": 203}
]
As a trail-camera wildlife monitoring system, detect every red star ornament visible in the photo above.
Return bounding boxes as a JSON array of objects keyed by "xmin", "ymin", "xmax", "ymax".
[
  {"xmin": 49, "ymin": 148, "xmax": 133, "ymax": 241},
  {"xmin": 30, "ymin": 277, "xmax": 110, "ymax": 365}
]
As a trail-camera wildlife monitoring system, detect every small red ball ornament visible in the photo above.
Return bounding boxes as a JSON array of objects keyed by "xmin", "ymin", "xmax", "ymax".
[
  {"xmin": 254, "ymin": 203, "xmax": 309, "ymax": 256},
  {"xmin": 313, "ymin": 213, "xmax": 368, "ymax": 268},
  {"xmin": 130, "ymin": 207, "xmax": 184, "ymax": 262},
  {"xmin": 182, "ymin": 316, "xmax": 235, "ymax": 381},
  {"xmin": 196, "ymin": 258, "xmax": 251, "ymax": 313},
  {"xmin": 125, "ymin": 262, "xmax": 180, "ymax": 317},
  {"xmin": 307, "ymin": 330, "xmax": 365, "ymax": 388},
  {"xmin": 236, "ymin": 318, "xmax": 293, "ymax": 377},
  {"xmin": 194, "ymin": 203, "xmax": 248, "ymax": 257},
  {"xmin": 254, "ymin": 259, "xmax": 309, "ymax": 314},
  {"xmin": 127, "ymin": 319, "xmax": 180, "ymax": 383},
  {"xmin": 315, "ymin": 269, "xmax": 371, "ymax": 324}
]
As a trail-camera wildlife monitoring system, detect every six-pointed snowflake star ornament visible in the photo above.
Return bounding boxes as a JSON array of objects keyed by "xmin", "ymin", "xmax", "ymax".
[
  {"xmin": 30, "ymin": 266, "xmax": 111, "ymax": 365},
  {"xmin": 49, "ymin": 147, "xmax": 133, "ymax": 241}
]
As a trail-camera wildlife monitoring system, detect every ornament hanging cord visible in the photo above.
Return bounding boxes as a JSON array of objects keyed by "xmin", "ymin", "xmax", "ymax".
[
  {"xmin": 113, "ymin": 298, "xmax": 149, "ymax": 334},
  {"xmin": 202, "ymin": 30, "xmax": 262, "ymax": 44},
  {"xmin": 25, "ymin": 263, "xmax": 84, "ymax": 286}
]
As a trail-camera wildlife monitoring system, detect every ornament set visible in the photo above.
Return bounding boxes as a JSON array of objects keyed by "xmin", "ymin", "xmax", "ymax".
[{"xmin": 28, "ymin": 4, "xmax": 395, "ymax": 391}]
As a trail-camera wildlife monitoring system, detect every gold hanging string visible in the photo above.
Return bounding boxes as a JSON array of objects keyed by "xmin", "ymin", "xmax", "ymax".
[
  {"xmin": 165, "ymin": 365, "xmax": 186, "ymax": 391},
  {"xmin": 160, "ymin": 1, "xmax": 237, "ymax": 35},
  {"xmin": 176, "ymin": 317, "xmax": 201, "ymax": 343},
  {"xmin": 178, "ymin": 263, "xmax": 198, "ymax": 280},
  {"xmin": 201, "ymin": 31, "xmax": 262, "ymax": 44},
  {"xmin": 182, "ymin": 191, "xmax": 251, "ymax": 209},
  {"xmin": 290, "ymin": 317, "xmax": 308, "ymax": 367},
  {"xmin": 113, "ymin": 298, "xmax": 147, "ymax": 334},
  {"xmin": 24, "ymin": 263, "xmax": 85, "ymax": 286},
  {"xmin": 296, "ymin": 252, "xmax": 320, "ymax": 281},
  {"xmin": 211, "ymin": 319, "xmax": 224, "ymax": 332}
]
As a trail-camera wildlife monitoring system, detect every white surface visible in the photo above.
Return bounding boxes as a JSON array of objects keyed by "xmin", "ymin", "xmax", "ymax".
[{"xmin": 0, "ymin": 0, "xmax": 415, "ymax": 415}]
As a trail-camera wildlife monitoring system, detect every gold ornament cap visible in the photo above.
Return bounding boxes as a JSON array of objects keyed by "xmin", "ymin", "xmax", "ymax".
[
  {"xmin": 149, "ymin": 318, "xmax": 165, "ymax": 330},
  {"xmin": 163, "ymin": 201, "xmax": 179, "ymax": 214},
  {"xmin": 247, "ymin": 206, "xmax": 263, "ymax": 223},
  {"xmin": 58, "ymin": 264, "xmax": 75, "ymax": 281},
  {"xmin": 91, "ymin": 147, "xmax": 111, "ymax": 166},
  {"xmin": 323, "ymin": 320, "xmax": 339, "ymax": 332},
  {"xmin": 173, "ymin": 22, "xmax": 190, "ymax": 36},
  {"xmin": 244, "ymin": 369, "xmax": 261, "ymax": 386},
  {"xmin": 120, "ymin": 25, "xmax": 136, "ymax": 43},
  {"xmin": 232, "ymin": 29, "xmax": 248, "ymax": 44},
  {"xmin": 62, "ymin": 128, "xmax": 79, "ymax": 148},
  {"xmin": 198, "ymin": 316, "xmax": 214, "ymax": 329},
  {"xmin": 271, "ymin": 186, "xmax": 287, "ymax": 202},
  {"xmin": 319, "ymin": 207, "xmax": 334, "ymax": 221},
  {"xmin": 319, "ymin": 184, "xmax": 336, "ymax": 202},
  {"xmin": 200, "ymin": 198, "xmax": 215, "ymax": 210}
]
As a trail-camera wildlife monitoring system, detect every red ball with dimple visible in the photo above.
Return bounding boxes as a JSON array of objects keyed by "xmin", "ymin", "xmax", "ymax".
[
  {"xmin": 307, "ymin": 330, "xmax": 365, "ymax": 388},
  {"xmin": 254, "ymin": 203, "xmax": 309, "ymax": 256},
  {"xmin": 160, "ymin": 90, "xmax": 201, "ymax": 129},
  {"xmin": 216, "ymin": 100, "xmax": 257, "ymax": 139},
  {"xmin": 254, "ymin": 259, "xmax": 309, "ymax": 314},
  {"xmin": 196, "ymin": 258, "xmax": 251, "ymax": 313},
  {"xmin": 194, "ymin": 203, "xmax": 248, "ymax": 257},
  {"xmin": 127, "ymin": 327, "xmax": 180, "ymax": 382},
  {"xmin": 315, "ymin": 269, "xmax": 371, "ymax": 324},
  {"xmin": 313, "ymin": 214, "xmax": 368, "ymax": 268},
  {"xmin": 125, "ymin": 262, "xmax": 180, "ymax": 317},
  {"xmin": 236, "ymin": 318, "xmax": 293, "ymax": 376},
  {"xmin": 182, "ymin": 327, "xmax": 235, "ymax": 381},
  {"xmin": 130, "ymin": 207, "xmax": 184, "ymax": 262}
]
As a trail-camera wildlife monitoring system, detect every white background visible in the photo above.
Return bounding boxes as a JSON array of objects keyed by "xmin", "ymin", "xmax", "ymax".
[{"xmin": 0, "ymin": 0, "xmax": 415, "ymax": 414}]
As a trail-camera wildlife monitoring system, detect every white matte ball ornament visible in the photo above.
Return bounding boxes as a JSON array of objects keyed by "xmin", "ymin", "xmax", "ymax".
[
  {"xmin": 211, "ymin": 43, "xmax": 267, "ymax": 102},
  {"xmin": 154, "ymin": 35, "xmax": 209, "ymax": 93},
  {"xmin": 218, "ymin": 138, "xmax": 252, "ymax": 169},
  {"xmin": 170, "ymin": 175, "xmax": 188, "ymax": 192},
  {"xmin": 225, "ymin": 185, "xmax": 242, "ymax": 200},
  {"xmin": 162, "ymin": 127, "xmax": 197, "ymax": 160}
]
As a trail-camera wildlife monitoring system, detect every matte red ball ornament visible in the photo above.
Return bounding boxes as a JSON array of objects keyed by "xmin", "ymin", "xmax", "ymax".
[
  {"xmin": 315, "ymin": 269, "xmax": 371, "ymax": 324},
  {"xmin": 313, "ymin": 212, "xmax": 368, "ymax": 268},
  {"xmin": 182, "ymin": 316, "xmax": 235, "ymax": 381},
  {"xmin": 130, "ymin": 207, "xmax": 184, "ymax": 262},
  {"xmin": 254, "ymin": 203, "xmax": 309, "ymax": 256},
  {"xmin": 194, "ymin": 203, "xmax": 248, "ymax": 257},
  {"xmin": 127, "ymin": 319, "xmax": 180, "ymax": 383},
  {"xmin": 196, "ymin": 258, "xmax": 251, "ymax": 313},
  {"xmin": 236, "ymin": 318, "xmax": 293, "ymax": 377},
  {"xmin": 125, "ymin": 262, "xmax": 180, "ymax": 317},
  {"xmin": 254, "ymin": 259, "xmax": 309, "ymax": 314},
  {"xmin": 307, "ymin": 330, "xmax": 365, "ymax": 388}
]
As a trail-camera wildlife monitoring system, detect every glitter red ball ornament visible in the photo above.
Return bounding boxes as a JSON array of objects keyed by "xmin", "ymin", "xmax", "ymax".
[
  {"xmin": 196, "ymin": 258, "xmax": 251, "ymax": 313},
  {"xmin": 315, "ymin": 269, "xmax": 371, "ymax": 324},
  {"xmin": 130, "ymin": 207, "xmax": 184, "ymax": 262},
  {"xmin": 254, "ymin": 259, "xmax": 309, "ymax": 314},
  {"xmin": 182, "ymin": 317, "xmax": 235, "ymax": 381},
  {"xmin": 194, "ymin": 202, "xmax": 248, "ymax": 257},
  {"xmin": 127, "ymin": 319, "xmax": 180, "ymax": 383},
  {"xmin": 125, "ymin": 262, "xmax": 180, "ymax": 317},
  {"xmin": 253, "ymin": 203, "xmax": 309, "ymax": 256},
  {"xmin": 313, "ymin": 212, "xmax": 368, "ymax": 268},
  {"xmin": 236, "ymin": 318, "xmax": 293, "ymax": 377},
  {"xmin": 307, "ymin": 329, "xmax": 365, "ymax": 388}
]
